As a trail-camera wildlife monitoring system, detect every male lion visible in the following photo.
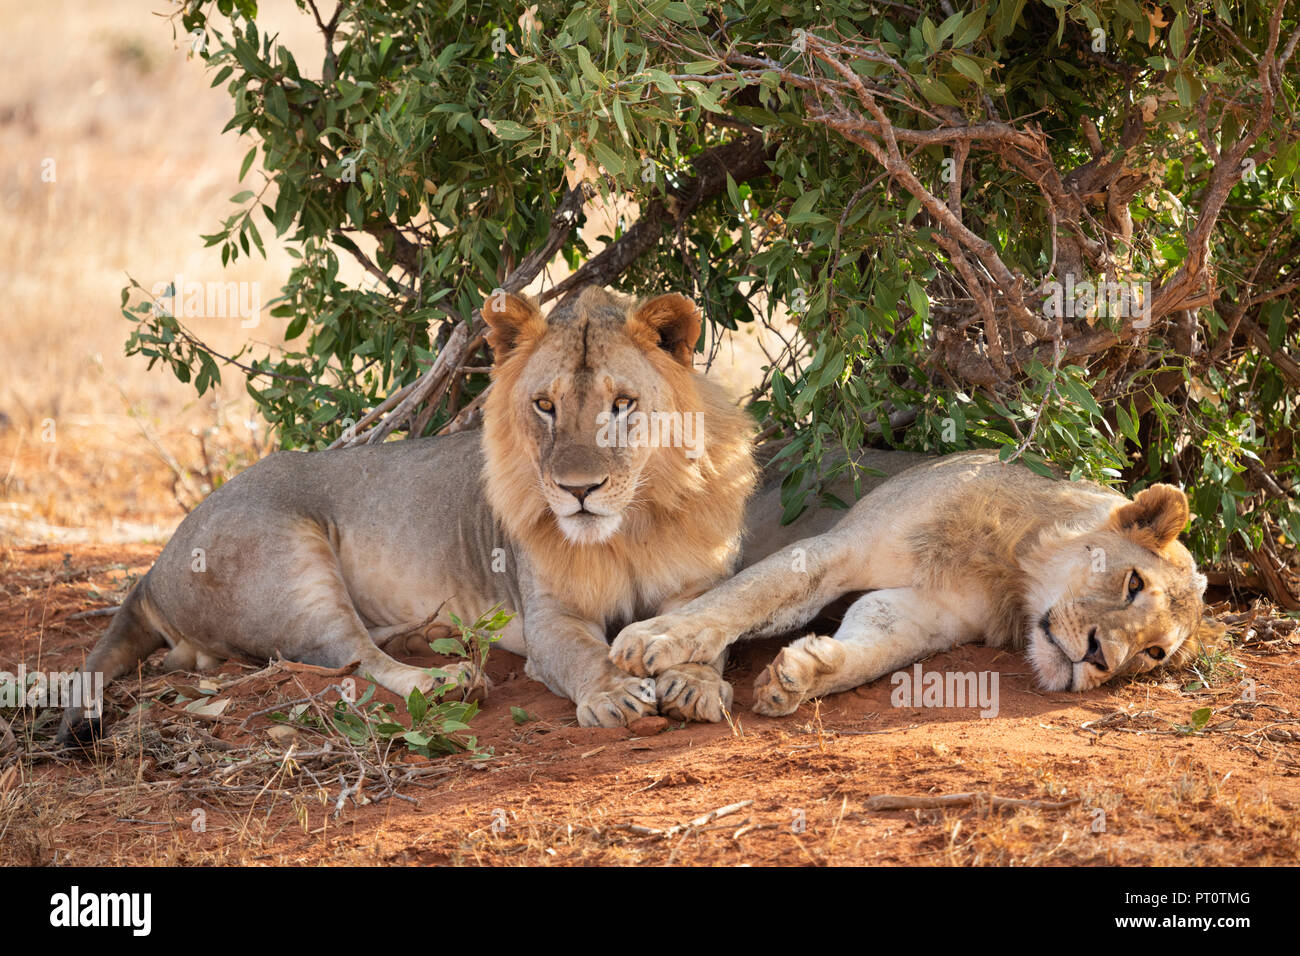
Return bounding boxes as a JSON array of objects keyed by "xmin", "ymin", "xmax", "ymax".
[
  {"xmin": 58, "ymin": 287, "xmax": 755, "ymax": 742},
  {"xmin": 610, "ymin": 449, "xmax": 1221, "ymax": 716}
]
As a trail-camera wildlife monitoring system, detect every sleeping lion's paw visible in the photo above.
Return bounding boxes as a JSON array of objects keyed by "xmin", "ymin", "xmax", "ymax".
[
  {"xmin": 576, "ymin": 675, "xmax": 659, "ymax": 728},
  {"xmin": 752, "ymin": 634, "xmax": 846, "ymax": 717},
  {"xmin": 609, "ymin": 617, "xmax": 727, "ymax": 676},
  {"xmin": 655, "ymin": 664, "xmax": 733, "ymax": 723}
]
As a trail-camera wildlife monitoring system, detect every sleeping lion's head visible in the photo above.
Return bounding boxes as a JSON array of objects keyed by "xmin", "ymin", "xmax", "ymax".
[
  {"xmin": 482, "ymin": 286, "xmax": 753, "ymax": 550},
  {"xmin": 1024, "ymin": 484, "xmax": 1220, "ymax": 692}
]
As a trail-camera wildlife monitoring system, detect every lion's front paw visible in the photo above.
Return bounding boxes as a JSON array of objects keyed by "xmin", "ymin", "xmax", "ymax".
[
  {"xmin": 752, "ymin": 635, "xmax": 846, "ymax": 717},
  {"xmin": 576, "ymin": 675, "xmax": 659, "ymax": 728},
  {"xmin": 609, "ymin": 617, "xmax": 727, "ymax": 677},
  {"xmin": 655, "ymin": 664, "xmax": 734, "ymax": 723}
]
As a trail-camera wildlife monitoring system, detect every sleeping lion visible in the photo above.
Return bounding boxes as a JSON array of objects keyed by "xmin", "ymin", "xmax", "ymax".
[
  {"xmin": 610, "ymin": 449, "xmax": 1221, "ymax": 716},
  {"xmin": 58, "ymin": 287, "xmax": 756, "ymax": 741}
]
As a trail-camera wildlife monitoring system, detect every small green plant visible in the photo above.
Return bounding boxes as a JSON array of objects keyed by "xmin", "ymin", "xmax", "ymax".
[
  {"xmin": 275, "ymin": 681, "xmax": 481, "ymax": 759},
  {"xmin": 1175, "ymin": 707, "xmax": 1213, "ymax": 736},
  {"xmin": 1187, "ymin": 642, "xmax": 1240, "ymax": 691},
  {"xmin": 510, "ymin": 706, "xmax": 535, "ymax": 725},
  {"xmin": 274, "ymin": 605, "xmax": 514, "ymax": 759},
  {"xmin": 427, "ymin": 605, "xmax": 513, "ymax": 689}
]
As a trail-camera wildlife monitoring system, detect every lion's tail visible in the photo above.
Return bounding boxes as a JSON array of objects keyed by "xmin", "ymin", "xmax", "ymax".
[{"xmin": 56, "ymin": 577, "xmax": 167, "ymax": 744}]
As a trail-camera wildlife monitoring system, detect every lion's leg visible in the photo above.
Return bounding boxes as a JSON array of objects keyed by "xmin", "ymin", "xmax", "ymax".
[
  {"xmin": 317, "ymin": 636, "xmax": 442, "ymax": 701},
  {"xmin": 609, "ymin": 526, "xmax": 866, "ymax": 678},
  {"xmin": 249, "ymin": 557, "xmax": 444, "ymax": 702},
  {"xmin": 198, "ymin": 523, "xmax": 460, "ymax": 702},
  {"xmin": 752, "ymin": 587, "xmax": 977, "ymax": 716},
  {"xmin": 520, "ymin": 592, "xmax": 658, "ymax": 728},
  {"xmin": 367, "ymin": 621, "xmax": 492, "ymax": 702}
]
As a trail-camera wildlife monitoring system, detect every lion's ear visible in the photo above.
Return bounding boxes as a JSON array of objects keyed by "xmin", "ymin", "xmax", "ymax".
[
  {"xmin": 1111, "ymin": 484, "xmax": 1190, "ymax": 551},
  {"xmin": 483, "ymin": 293, "xmax": 546, "ymax": 361},
  {"xmin": 627, "ymin": 293, "xmax": 701, "ymax": 366}
]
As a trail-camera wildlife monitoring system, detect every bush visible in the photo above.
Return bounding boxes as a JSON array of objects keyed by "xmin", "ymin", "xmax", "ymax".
[{"xmin": 124, "ymin": 0, "xmax": 1299, "ymax": 594}]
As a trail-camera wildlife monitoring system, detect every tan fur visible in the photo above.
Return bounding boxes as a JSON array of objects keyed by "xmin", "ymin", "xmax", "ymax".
[
  {"xmin": 611, "ymin": 451, "xmax": 1219, "ymax": 717},
  {"xmin": 58, "ymin": 287, "xmax": 755, "ymax": 742},
  {"xmin": 483, "ymin": 289, "xmax": 755, "ymax": 624}
]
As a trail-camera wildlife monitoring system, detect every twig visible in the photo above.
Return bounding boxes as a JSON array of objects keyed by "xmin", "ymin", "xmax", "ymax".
[
  {"xmin": 332, "ymin": 184, "xmax": 594, "ymax": 448},
  {"xmin": 616, "ymin": 800, "xmax": 754, "ymax": 839},
  {"xmin": 865, "ymin": 792, "xmax": 1080, "ymax": 811}
]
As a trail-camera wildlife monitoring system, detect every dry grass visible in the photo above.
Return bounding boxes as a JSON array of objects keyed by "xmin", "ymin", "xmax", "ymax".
[{"xmin": 0, "ymin": 0, "xmax": 323, "ymax": 538}]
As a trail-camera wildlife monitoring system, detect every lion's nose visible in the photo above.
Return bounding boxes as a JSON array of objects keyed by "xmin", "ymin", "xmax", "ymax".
[
  {"xmin": 1083, "ymin": 628, "xmax": 1108, "ymax": 671},
  {"xmin": 559, "ymin": 478, "xmax": 608, "ymax": 504}
]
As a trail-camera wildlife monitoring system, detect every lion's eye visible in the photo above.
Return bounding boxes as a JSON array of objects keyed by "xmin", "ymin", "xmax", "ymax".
[
  {"xmin": 534, "ymin": 398, "xmax": 555, "ymax": 416},
  {"xmin": 1145, "ymin": 646, "xmax": 1166, "ymax": 661},
  {"xmin": 1127, "ymin": 570, "xmax": 1144, "ymax": 600},
  {"xmin": 612, "ymin": 396, "xmax": 636, "ymax": 415}
]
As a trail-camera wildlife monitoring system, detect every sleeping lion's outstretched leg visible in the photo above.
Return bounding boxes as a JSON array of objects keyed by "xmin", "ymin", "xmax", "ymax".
[
  {"xmin": 609, "ymin": 526, "xmax": 868, "ymax": 679},
  {"xmin": 751, "ymin": 587, "xmax": 981, "ymax": 716}
]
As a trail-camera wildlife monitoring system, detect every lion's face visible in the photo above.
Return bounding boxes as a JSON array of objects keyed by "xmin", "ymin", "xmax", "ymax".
[
  {"xmin": 1024, "ymin": 485, "xmax": 1210, "ymax": 691},
  {"xmin": 483, "ymin": 288, "xmax": 706, "ymax": 546}
]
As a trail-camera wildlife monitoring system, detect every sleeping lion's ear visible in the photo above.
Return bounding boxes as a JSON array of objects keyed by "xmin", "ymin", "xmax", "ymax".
[
  {"xmin": 483, "ymin": 292, "xmax": 546, "ymax": 361},
  {"xmin": 627, "ymin": 293, "xmax": 702, "ymax": 366},
  {"xmin": 1111, "ymin": 484, "xmax": 1190, "ymax": 551}
]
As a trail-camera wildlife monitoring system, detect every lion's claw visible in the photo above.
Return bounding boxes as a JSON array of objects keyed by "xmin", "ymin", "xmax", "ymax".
[{"xmin": 576, "ymin": 676, "xmax": 659, "ymax": 728}]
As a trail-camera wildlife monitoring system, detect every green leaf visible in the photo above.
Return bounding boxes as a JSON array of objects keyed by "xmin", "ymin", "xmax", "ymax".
[
  {"xmin": 950, "ymin": 55, "xmax": 985, "ymax": 86},
  {"xmin": 917, "ymin": 76, "xmax": 959, "ymax": 107},
  {"xmin": 485, "ymin": 119, "xmax": 531, "ymax": 141},
  {"xmin": 921, "ymin": 17, "xmax": 939, "ymax": 51},
  {"xmin": 1170, "ymin": 12, "xmax": 1188, "ymax": 58},
  {"xmin": 406, "ymin": 687, "xmax": 428, "ymax": 724},
  {"xmin": 952, "ymin": 6, "xmax": 987, "ymax": 47},
  {"xmin": 590, "ymin": 141, "xmax": 626, "ymax": 177},
  {"xmin": 429, "ymin": 636, "xmax": 465, "ymax": 656},
  {"xmin": 906, "ymin": 279, "xmax": 929, "ymax": 323},
  {"xmin": 1265, "ymin": 299, "xmax": 1287, "ymax": 351},
  {"xmin": 787, "ymin": 190, "xmax": 820, "ymax": 223},
  {"xmin": 574, "ymin": 43, "xmax": 604, "ymax": 87}
]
